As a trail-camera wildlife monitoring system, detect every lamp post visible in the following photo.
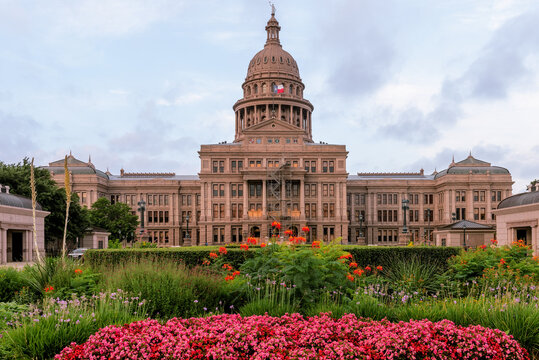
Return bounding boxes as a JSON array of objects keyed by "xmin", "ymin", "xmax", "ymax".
[
  {"xmin": 137, "ymin": 199, "xmax": 146, "ymax": 241},
  {"xmin": 452, "ymin": 212, "xmax": 456, "ymax": 222},
  {"xmin": 401, "ymin": 199, "xmax": 409, "ymax": 234},
  {"xmin": 462, "ymin": 223, "xmax": 467, "ymax": 249}
]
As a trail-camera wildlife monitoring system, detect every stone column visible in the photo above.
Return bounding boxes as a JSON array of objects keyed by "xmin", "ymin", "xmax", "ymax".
[
  {"xmin": 200, "ymin": 183, "xmax": 206, "ymax": 221},
  {"xmin": 486, "ymin": 187, "xmax": 492, "ymax": 222},
  {"xmin": 243, "ymin": 180, "xmax": 248, "ymax": 219},
  {"xmin": 0, "ymin": 228, "xmax": 6, "ymax": 264},
  {"xmin": 336, "ymin": 183, "xmax": 341, "ymax": 219},
  {"xmin": 300, "ymin": 180, "xmax": 305, "ymax": 221},
  {"xmin": 26, "ymin": 230, "xmax": 32, "ymax": 262},
  {"xmin": 262, "ymin": 180, "xmax": 267, "ymax": 217},
  {"xmin": 317, "ymin": 182, "xmax": 322, "ymax": 218},
  {"xmin": 444, "ymin": 190, "xmax": 451, "ymax": 223},
  {"xmin": 225, "ymin": 183, "xmax": 231, "ymax": 221}
]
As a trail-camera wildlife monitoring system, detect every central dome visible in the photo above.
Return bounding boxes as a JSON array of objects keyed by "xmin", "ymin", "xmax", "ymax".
[{"xmin": 245, "ymin": 13, "xmax": 301, "ymax": 82}]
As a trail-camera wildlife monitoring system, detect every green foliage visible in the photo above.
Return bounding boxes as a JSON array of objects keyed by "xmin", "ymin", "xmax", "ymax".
[
  {"xmin": 99, "ymin": 259, "xmax": 241, "ymax": 319},
  {"xmin": 447, "ymin": 242, "xmax": 539, "ymax": 284},
  {"xmin": 0, "ymin": 291, "xmax": 146, "ymax": 360},
  {"xmin": 88, "ymin": 197, "xmax": 138, "ymax": 241},
  {"xmin": 0, "ymin": 268, "xmax": 24, "ymax": 302},
  {"xmin": 240, "ymin": 240, "xmax": 352, "ymax": 303},
  {"xmin": 383, "ymin": 255, "xmax": 442, "ymax": 296},
  {"xmin": 84, "ymin": 247, "xmax": 254, "ymax": 269},
  {"xmin": 239, "ymin": 278, "xmax": 299, "ymax": 317},
  {"xmin": 0, "ymin": 302, "xmax": 29, "ymax": 330},
  {"xmin": 0, "ymin": 158, "xmax": 90, "ymax": 248},
  {"xmin": 107, "ymin": 238, "xmax": 122, "ymax": 249}
]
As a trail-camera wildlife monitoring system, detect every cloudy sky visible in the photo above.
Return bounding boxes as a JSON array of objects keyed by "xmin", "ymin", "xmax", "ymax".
[{"xmin": 1, "ymin": 0, "xmax": 538, "ymax": 192}]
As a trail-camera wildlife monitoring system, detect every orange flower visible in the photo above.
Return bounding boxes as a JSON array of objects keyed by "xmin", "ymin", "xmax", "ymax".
[
  {"xmin": 240, "ymin": 244, "xmax": 249, "ymax": 251},
  {"xmin": 349, "ymin": 262, "xmax": 358, "ymax": 268},
  {"xmin": 284, "ymin": 229, "xmax": 293, "ymax": 236},
  {"xmin": 311, "ymin": 241, "xmax": 321, "ymax": 249},
  {"xmin": 479, "ymin": 245, "xmax": 487, "ymax": 250},
  {"xmin": 219, "ymin": 247, "xmax": 227, "ymax": 254},
  {"xmin": 353, "ymin": 269, "xmax": 364, "ymax": 276},
  {"xmin": 346, "ymin": 273, "xmax": 354, "ymax": 282},
  {"xmin": 222, "ymin": 263, "xmax": 233, "ymax": 271},
  {"xmin": 260, "ymin": 243, "xmax": 267, "ymax": 248},
  {"xmin": 271, "ymin": 221, "xmax": 281, "ymax": 229},
  {"xmin": 301, "ymin": 226, "xmax": 310, "ymax": 233},
  {"xmin": 74, "ymin": 269, "xmax": 83, "ymax": 274},
  {"xmin": 232, "ymin": 270, "xmax": 240, "ymax": 276},
  {"xmin": 499, "ymin": 258, "xmax": 506, "ymax": 265},
  {"xmin": 296, "ymin": 236, "xmax": 306, "ymax": 243},
  {"xmin": 338, "ymin": 254, "xmax": 352, "ymax": 260},
  {"xmin": 209, "ymin": 252, "xmax": 218, "ymax": 259},
  {"xmin": 44, "ymin": 285, "xmax": 54, "ymax": 293},
  {"xmin": 202, "ymin": 259, "xmax": 210, "ymax": 265},
  {"xmin": 365, "ymin": 266, "xmax": 372, "ymax": 272},
  {"xmin": 247, "ymin": 237, "xmax": 257, "ymax": 245},
  {"xmin": 376, "ymin": 265, "xmax": 383, "ymax": 271},
  {"xmin": 225, "ymin": 275, "xmax": 235, "ymax": 281}
]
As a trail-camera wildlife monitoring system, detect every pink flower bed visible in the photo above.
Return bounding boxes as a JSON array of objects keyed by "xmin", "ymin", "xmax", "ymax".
[{"xmin": 56, "ymin": 313, "xmax": 529, "ymax": 359}]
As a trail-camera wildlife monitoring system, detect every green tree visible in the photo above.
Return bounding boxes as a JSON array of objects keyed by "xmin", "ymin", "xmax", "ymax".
[
  {"xmin": 0, "ymin": 158, "xmax": 90, "ymax": 251},
  {"xmin": 88, "ymin": 197, "xmax": 138, "ymax": 242}
]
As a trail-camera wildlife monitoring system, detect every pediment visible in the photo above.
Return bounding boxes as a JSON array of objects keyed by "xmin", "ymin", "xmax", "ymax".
[{"xmin": 243, "ymin": 119, "xmax": 304, "ymax": 134}]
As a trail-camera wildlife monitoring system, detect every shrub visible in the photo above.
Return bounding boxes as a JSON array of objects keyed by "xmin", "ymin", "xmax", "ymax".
[
  {"xmin": 0, "ymin": 268, "xmax": 24, "ymax": 302},
  {"xmin": 99, "ymin": 259, "xmax": 243, "ymax": 319},
  {"xmin": 0, "ymin": 290, "xmax": 146, "ymax": 360},
  {"xmin": 56, "ymin": 314, "xmax": 530, "ymax": 359}
]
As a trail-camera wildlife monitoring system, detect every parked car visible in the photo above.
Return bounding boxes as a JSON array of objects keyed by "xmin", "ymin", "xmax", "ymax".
[{"xmin": 67, "ymin": 248, "xmax": 88, "ymax": 260}]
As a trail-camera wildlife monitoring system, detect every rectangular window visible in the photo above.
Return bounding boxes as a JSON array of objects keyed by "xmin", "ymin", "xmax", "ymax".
[
  {"xmin": 159, "ymin": 211, "xmax": 163, "ymax": 223},
  {"xmin": 187, "ymin": 195, "xmax": 192, "ymax": 205},
  {"xmin": 219, "ymin": 184, "xmax": 224, "ymax": 197},
  {"xmin": 231, "ymin": 184, "xmax": 237, "ymax": 197},
  {"xmin": 323, "ymin": 203, "xmax": 329, "ymax": 218},
  {"xmin": 329, "ymin": 203, "xmax": 335, "ymax": 218},
  {"xmin": 148, "ymin": 211, "xmax": 153, "ymax": 223},
  {"xmin": 212, "ymin": 184, "xmax": 219, "ymax": 197},
  {"xmin": 213, "ymin": 204, "xmax": 219, "ymax": 218},
  {"xmin": 322, "ymin": 161, "xmax": 328, "ymax": 173},
  {"xmin": 480, "ymin": 207, "xmax": 486, "ymax": 220},
  {"xmin": 219, "ymin": 161, "xmax": 224, "ymax": 173},
  {"xmin": 329, "ymin": 161, "xmax": 334, "ymax": 173},
  {"xmin": 480, "ymin": 191, "xmax": 485, "ymax": 202},
  {"xmin": 212, "ymin": 161, "xmax": 218, "ymax": 173},
  {"xmin": 377, "ymin": 210, "xmax": 382, "ymax": 222},
  {"xmin": 329, "ymin": 184, "xmax": 335, "ymax": 197},
  {"xmin": 148, "ymin": 194, "xmax": 153, "ymax": 205},
  {"xmin": 474, "ymin": 208, "xmax": 479, "ymax": 220},
  {"xmin": 323, "ymin": 184, "xmax": 328, "ymax": 197},
  {"xmin": 474, "ymin": 191, "xmax": 479, "ymax": 202},
  {"xmin": 164, "ymin": 211, "xmax": 169, "ymax": 223},
  {"xmin": 164, "ymin": 195, "xmax": 169, "ymax": 206}
]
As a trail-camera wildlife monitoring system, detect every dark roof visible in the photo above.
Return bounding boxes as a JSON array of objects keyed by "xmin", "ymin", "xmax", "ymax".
[
  {"xmin": 498, "ymin": 191, "xmax": 539, "ymax": 209},
  {"xmin": 434, "ymin": 155, "xmax": 509, "ymax": 179},
  {"xmin": 0, "ymin": 193, "xmax": 42, "ymax": 210},
  {"xmin": 439, "ymin": 220, "xmax": 493, "ymax": 230}
]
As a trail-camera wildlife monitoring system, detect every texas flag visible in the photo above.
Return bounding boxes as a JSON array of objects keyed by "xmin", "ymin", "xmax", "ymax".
[{"xmin": 273, "ymin": 84, "xmax": 284, "ymax": 93}]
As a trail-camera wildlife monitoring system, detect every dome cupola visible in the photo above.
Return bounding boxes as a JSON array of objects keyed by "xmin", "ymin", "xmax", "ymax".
[{"xmin": 233, "ymin": 7, "xmax": 314, "ymax": 144}]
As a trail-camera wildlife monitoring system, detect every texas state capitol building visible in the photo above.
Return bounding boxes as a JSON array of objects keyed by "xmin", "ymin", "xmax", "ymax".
[{"xmin": 44, "ymin": 11, "xmax": 513, "ymax": 247}]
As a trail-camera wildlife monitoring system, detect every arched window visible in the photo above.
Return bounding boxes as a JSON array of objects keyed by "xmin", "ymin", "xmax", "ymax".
[
  {"xmin": 254, "ymin": 84, "xmax": 258, "ymax": 94},
  {"xmin": 246, "ymin": 86, "xmax": 251, "ymax": 96},
  {"xmin": 296, "ymin": 87, "xmax": 300, "ymax": 96},
  {"xmin": 289, "ymin": 85, "xmax": 293, "ymax": 94},
  {"xmin": 262, "ymin": 83, "xmax": 267, "ymax": 94}
]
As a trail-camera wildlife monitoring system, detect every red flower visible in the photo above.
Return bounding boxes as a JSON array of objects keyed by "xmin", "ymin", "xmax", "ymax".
[
  {"xmin": 301, "ymin": 226, "xmax": 310, "ymax": 233},
  {"xmin": 74, "ymin": 269, "xmax": 83, "ymax": 274},
  {"xmin": 353, "ymin": 269, "xmax": 364, "ymax": 276},
  {"xmin": 479, "ymin": 244, "xmax": 487, "ymax": 250},
  {"xmin": 225, "ymin": 275, "xmax": 235, "ymax": 281},
  {"xmin": 365, "ymin": 266, "xmax": 372, "ymax": 272},
  {"xmin": 44, "ymin": 285, "xmax": 54, "ymax": 293},
  {"xmin": 311, "ymin": 241, "xmax": 321, "ymax": 249},
  {"xmin": 349, "ymin": 262, "xmax": 358, "ymax": 268},
  {"xmin": 284, "ymin": 229, "xmax": 293, "ymax": 236},
  {"xmin": 240, "ymin": 244, "xmax": 249, "ymax": 251},
  {"xmin": 271, "ymin": 221, "xmax": 281, "ymax": 229},
  {"xmin": 209, "ymin": 252, "xmax": 218, "ymax": 259},
  {"xmin": 499, "ymin": 258, "xmax": 506, "ymax": 265},
  {"xmin": 247, "ymin": 237, "xmax": 257, "ymax": 245},
  {"xmin": 219, "ymin": 247, "xmax": 227, "ymax": 254},
  {"xmin": 490, "ymin": 238, "xmax": 498, "ymax": 245},
  {"xmin": 202, "ymin": 259, "xmax": 210, "ymax": 265},
  {"xmin": 222, "ymin": 263, "xmax": 233, "ymax": 271},
  {"xmin": 338, "ymin": 254, "xmax": 352, "ymax": 260},
  {"xmin": 376, "ymin": 265, "xmax": 383, "ymax": 271},
  {"xmin": 232, "ymin": 271, "xmax": 240, "ymax": 276},
  {"xmin": 346, "ymin": 273, "xmax": 354, "ymax": 282},
  {"xmin": 260, "ymin": 243, "xmax": 267, "ymax": 248}
]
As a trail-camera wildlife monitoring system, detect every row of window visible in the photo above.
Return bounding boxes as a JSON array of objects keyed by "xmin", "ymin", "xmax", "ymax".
[
  {"xmin": 147, "ymin": 230, "xmax": 169, "ymax": 244},
  {"xmin": 247, "ymin": 137, "xmax": 299, "ymax": 145},
  {"xmin": 147, "ymin": 211, "xmax": 169, "ymax": 224},
  {"xmin": 244, "ymin": 81, "xmax": 302, "ymax": 97},
  {"xmin": 211, "ymin": 159, "xmax": 336, "ymax": 173},
  {"xmin": 456, "ymin": 190, "xmax": 503, "ymax": 202}
]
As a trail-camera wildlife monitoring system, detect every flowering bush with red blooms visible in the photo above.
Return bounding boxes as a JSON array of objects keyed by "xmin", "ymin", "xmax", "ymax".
[
  {"xmin": 74, "ymin": 269, "xmax": 83, "ymax": 275},
  {"xmin": 247, "ymin": 237, "xmax": 257, "ymax": 245},
  {"xmin": 260, "ymin": 242, "xmax": 267, "ymax": 248},
  {"xmin": 284, "ymin": 229, "xmax": 293, "ymax": 236},
  {"xmin": 376, "ymin": 265, "xmax": 383, "ymax": 271},
  {"xmin": 218, "ymin": 246, "xmax": 227, "ymax": 254},
  {"xmin": 271, "ymin": 221, "xmax": 281, "ymax": 229},
  {"xmin": 240, "ymin": 244, "xmax": 249, "ymax": 251},
  {"xmin": 311, "ymin": 240, "xmax": 321, "ymax": 248},
  {"xmin": 56, "ymin": 314, "xmax": 530, "ymax": 360},
  {"xmin": 44, "ymin": 285, "xmax": 54, "ymax": 293},
  {"xmin": 209, "ymin": 252, "xmax": 218, "ymax": 259},
  {"xmin": 301, "ymin": 226, "xmax": 309, "ymax": 233}
]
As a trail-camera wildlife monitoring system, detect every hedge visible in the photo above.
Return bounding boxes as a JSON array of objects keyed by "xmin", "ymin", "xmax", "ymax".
[{"xmin": 84, "ymin": 246, "xmax": 459, "ymax": 271}]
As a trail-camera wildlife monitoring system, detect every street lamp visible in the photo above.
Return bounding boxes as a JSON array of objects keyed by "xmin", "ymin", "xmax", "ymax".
[
  {"xmin": 452, "ymin": 212, "xmax": 457, "ymax": 222},
  {"xmin": 137, "ymin": 199, "xmax": 146, "ymax": 240},
  {"xmin": 462, "ymin": 223, "xmax": 467, "ymax": 249},
  {"xmin": 401, "ymin": 199, "xmax": 409, "ymax": 234}
]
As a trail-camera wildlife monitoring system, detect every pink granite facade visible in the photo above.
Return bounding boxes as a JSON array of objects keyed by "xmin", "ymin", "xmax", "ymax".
[{"xmin": 43, "ymin": 11, "xmax": 513, "ymax": 247}]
